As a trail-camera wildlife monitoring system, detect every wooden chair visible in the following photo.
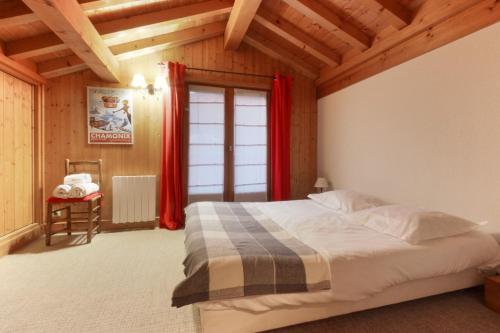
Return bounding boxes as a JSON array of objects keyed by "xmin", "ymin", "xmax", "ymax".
[{"xmin": 46, "ymin": 159, "xmax": 103, "ymax": 246}]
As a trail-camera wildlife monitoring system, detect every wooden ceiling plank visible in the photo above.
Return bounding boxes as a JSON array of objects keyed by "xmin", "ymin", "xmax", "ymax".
[
  {"xmin": 37, "ymin": 54, "xmax": 88, "ymax": 78},
  {"xmin": 254, "ymin": 8, "xmax": 340, "ymax": 67},
  {"xmin": 0, "ymin": 1, "xmax": 37, "ymax": 26},
  {"xmin": 6, "ymin": 33, "xmax": 66, "ymax": 60},
  {"xmin": 317, "ymin": 0, "xmax": 500, "ymax": 97},
  {"xmin": 317, "ymin": 0, "xmax": 486, "ymax": 86},
  {"xmin": 112, "ymin": 21, "xmax": 227, "ymax": 59},
  {"xmin": 224, "ymin": 0, "xmax": 262, "ymax": 50},
  {"xmin": 22, "ymin": 0, "xmax": 120, "ymax": 82},
  {"xmin": 282, "ymin": 0, "xmax": 371, "ymax": 50},
  {"xmin": 371, "ymin": 0, "xmax": 413, "ymax": 26},
  {"xmin": 38, "ymin": 21, "xmax": 228, "ymax": 78},
  {"xmin": 243, "ymin": 30, "xmax": 318, "ymax": 79},
  {"xmin": 6, "ymin": 0, "xmax": 233, "ymax": 60}
]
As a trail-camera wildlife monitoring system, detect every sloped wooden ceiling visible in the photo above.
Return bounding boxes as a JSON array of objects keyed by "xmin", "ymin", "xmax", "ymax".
[{"xmin": 0, "ymin": 0, "xmax": 499, "ymax": 96}]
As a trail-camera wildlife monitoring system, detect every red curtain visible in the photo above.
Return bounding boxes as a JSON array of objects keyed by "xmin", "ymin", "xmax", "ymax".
[
  {"xmin": 271, "ymin": 73, "xmax": 292, "ymax": 201},
  {"xmin": 159, "ymin": 62, "xmax": 186, "ymax": 230}
]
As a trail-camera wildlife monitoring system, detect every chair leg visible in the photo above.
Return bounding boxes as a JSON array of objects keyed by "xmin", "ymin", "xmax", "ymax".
[
  {"xmin": 97, "ymin": 197, "xmax": 102, "ymax": 234},
  {"xmin": 67, "ymin": 206, "xmax": 72, "ymax": 235},
  {"xmin": 46, "ymin": 203, "xmax": 52, "ymax": 246},
  {"xmin": 87, "ymin": 201, "xmax": 93, "ymax": 243}
]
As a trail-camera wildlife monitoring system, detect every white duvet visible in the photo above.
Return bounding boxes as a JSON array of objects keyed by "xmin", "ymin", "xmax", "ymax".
[{"xmin": 199, "ymin": 200, "xmax": 500, "ymax": 312}]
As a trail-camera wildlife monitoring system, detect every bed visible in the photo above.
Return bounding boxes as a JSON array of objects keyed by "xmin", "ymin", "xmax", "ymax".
[{"xmin": 173, "ymin": 198, "xmax": 500, "ymax": 333}]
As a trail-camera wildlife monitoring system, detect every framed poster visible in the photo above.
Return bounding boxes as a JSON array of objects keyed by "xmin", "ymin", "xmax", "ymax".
[{"xmin": 87, "ymin": 86, "xmax": 134, "ymax": 144}]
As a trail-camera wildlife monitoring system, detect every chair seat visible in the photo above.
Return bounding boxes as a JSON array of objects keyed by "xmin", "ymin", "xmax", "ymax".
[{"xmin": 47, "ymin": 192, "xmax": 103, "ymax": 203}]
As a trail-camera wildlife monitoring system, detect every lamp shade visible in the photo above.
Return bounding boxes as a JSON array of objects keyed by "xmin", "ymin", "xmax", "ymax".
[
  {"xmin": 130, "ymin": 73, "xmax": 147, "ymax": 88},
  {"xmin": 314, "ymin": 177, "xmax": 329, "ymax": 189}
]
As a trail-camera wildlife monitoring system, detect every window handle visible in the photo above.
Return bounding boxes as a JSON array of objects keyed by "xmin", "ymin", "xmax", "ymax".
[{"xmin": 228, "ymin": 145, "xmax": 233, "ymax": 152}]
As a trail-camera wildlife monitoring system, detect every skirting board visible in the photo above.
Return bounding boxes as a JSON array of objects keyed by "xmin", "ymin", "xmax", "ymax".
[
  {"xmin": 0, "ymin": 224, "xmax": 43, "ymax": 257},
  {"xmin": 198, "ymin": 268, "xmax": 483, "ymax": 333}
]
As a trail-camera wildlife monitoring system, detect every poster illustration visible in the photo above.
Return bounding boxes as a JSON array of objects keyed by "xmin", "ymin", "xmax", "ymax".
[{"xmin": 87, "ymin": 86, "xmax": 134, "ymax": 144}]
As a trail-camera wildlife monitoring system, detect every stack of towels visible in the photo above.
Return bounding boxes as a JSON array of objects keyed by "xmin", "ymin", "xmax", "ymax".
[{"xmin": 53, "ymin": 173, "xmax": 100, "ymax": 199}]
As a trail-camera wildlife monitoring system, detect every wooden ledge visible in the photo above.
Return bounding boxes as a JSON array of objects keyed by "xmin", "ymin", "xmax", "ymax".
[{"xmin": 0, "ymin": 224, "xmax": 43, "ymax": 257}]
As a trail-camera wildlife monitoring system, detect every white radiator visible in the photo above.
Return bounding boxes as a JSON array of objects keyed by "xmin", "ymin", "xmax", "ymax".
[{"xmin": 112, "ymin": 176, "xmax": 156, "ymax": 224}]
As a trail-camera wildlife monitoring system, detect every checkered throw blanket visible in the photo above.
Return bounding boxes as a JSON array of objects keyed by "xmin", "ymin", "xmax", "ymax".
[{"xmin": 172, "ymin": 202, "xmax": 331, "ymax": 307}]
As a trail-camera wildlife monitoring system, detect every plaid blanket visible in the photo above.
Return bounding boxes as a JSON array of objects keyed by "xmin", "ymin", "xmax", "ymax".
[{"xmin": 172, "ymin": 202, "xmax": 331, "ymax": 307}]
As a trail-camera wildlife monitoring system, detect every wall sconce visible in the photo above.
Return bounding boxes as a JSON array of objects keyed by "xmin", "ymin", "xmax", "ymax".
[
  {"xmin": 130, "ymin": 73, "xmax": 147, "ymax": 89},
  {"xmin": 130, "ymin": 73, "xmax": 167, "ymax": 96}
]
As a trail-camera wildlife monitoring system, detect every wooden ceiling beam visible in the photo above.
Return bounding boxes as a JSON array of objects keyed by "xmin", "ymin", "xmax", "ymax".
[
  {"xmin": 224, "ymin": 0, "xmax": 262, "ymax": 50},
  {"xmin": 6, "ymin": 0, "xmax": 233, "ymax": 60},
  {"xmin": 0, "ymin": 0, "xmax": 141, "ymax": 27},
  {"xmin": 317, "ymin": 0, "xmax": 486, "ymax": 86},
  {"xmin": 38, "ymin": 21, "xmax": 228, "ymax": 78},
  {"xmin": 317, "ymin": 0, "xmax": 500, "ymax": 97},
  {"xmin": 95, "ymin": 0, "xmax": 232, "ymax": 39},
  {"xmin": 0, "ymin": 50, "xmax": 46, "ymax": 85},
  {"xmin": 282, "ymin": 0, "xmax": 371, "ymax": 50},
  {"xmin": 22, "ymin": 0, "xmax": 120, "ymax": 82},
  {"xmin": 370, "ymin": 0, "xmax": 413, "ymax": 26},
  {"xmin": 254, "ymin": 8, "xmax": 340, "ymax": 67},
  {"xmin": 243, "ymin": 30, "xmax": 318, "ymax": 79}
]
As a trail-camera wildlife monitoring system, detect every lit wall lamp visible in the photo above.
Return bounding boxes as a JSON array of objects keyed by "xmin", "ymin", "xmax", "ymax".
[
  {"xmin": 130, "ymin": 73, "xmax": 167, "ymax": 96},
  {"xmin": 130, "ymin": 73, "xmax": 147, "ymax": 89}
]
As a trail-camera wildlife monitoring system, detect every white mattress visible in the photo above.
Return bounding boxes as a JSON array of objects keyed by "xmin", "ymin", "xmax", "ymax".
[{"xmin": 199, "ymin": 199, "xmax": 500, "ymax": 312}]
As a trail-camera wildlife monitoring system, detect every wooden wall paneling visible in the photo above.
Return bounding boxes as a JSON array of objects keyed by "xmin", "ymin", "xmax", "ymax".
[
  {"xmin": 0, "ymin": 73, "xmax": 33, "ymax": 235},
  {"xmin": 4, "ymin": 74, "xmax": 15, "ymax": 235},
  {"xmin": 43, "ymin": 36, "xmax": 317, "ymax": 226},
  {"xmin": 23, "ymin": 78, "xmax": 35, "ymax": 225},
  {"xmin": 13, "ymin": 77, "xmax": 22, "ymax": 229},
  {"xmin": 0, "ymin": 73, "xmax": 4, "ymax": 236},
  {"xmin": 33, "ymin": 85, "xmax": 45, "ymax": 225}
]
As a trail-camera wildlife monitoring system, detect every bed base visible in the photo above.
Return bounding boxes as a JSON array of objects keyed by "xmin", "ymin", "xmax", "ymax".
[{"xmin": 198, "ymin": 269, "xmax": 482, "ymax": 333}]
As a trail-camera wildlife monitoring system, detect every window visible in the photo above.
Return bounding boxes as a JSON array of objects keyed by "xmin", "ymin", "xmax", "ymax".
[
  {"xmin": 186, "ymin": 85, "xmax": 269, "ymax": 204},
  {"xmin": 233, "ymin": 89, "xmax": 268, "ymax": 202}
]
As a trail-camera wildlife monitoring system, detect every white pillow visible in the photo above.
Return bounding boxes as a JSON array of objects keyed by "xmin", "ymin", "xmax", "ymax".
[
  {"xmin": 360, "ymin": 205, "xmax": 487, "ymax": 244},
  {"xmin": 307, "ymin": 190, "xmax": 385, "ymax": 213}
]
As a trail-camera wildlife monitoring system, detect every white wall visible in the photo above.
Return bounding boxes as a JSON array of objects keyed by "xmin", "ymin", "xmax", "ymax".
[{"xmin": 318, "ymin": 22, "xmax": 500, "ymax": 235}]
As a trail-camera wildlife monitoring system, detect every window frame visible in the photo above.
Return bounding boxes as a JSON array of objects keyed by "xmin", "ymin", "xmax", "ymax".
[{"xmin": 183, "ymin": 83, "xmax": 271, "ymax": 204}]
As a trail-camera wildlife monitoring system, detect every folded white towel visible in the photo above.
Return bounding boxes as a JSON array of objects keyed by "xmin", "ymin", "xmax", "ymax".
[
  {"xmin": 64, "ymin": 173, "xmax": 92, "ymax": 185},
  {"xmin": 53, "ymin": 184, "xmax": 72, "ymax": 199},
  {"xmin": 68, "ymin": 183, "xmax": 99, "ymax": 198}
]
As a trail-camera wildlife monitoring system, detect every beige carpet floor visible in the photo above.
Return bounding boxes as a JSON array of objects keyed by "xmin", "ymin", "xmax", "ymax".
[{"xmin": 0, "ymin": 229, "xmax": 499, "ymax": 333}]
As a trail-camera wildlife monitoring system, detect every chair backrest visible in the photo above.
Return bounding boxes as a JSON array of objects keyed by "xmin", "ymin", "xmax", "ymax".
[{"xmin": 65, "ymin": 159, "xmax": 103, "ymax": 186}]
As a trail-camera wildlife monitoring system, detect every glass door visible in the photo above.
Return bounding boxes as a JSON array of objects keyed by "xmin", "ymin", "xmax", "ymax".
[
  {"xmin": 186, "ymin": 85, "xmax": 269, "ymax": 204},
  {"xmin": 187, "ymin": 85, "xmax": 225, "ymax": 203},
  {"xmin": 233, "ymin": 89, "xmax": 268, "ymax": 201}
]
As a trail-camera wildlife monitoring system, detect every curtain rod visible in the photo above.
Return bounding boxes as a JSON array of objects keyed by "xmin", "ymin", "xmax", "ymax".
[{"xmin": 157, "ymin": 63, "xmax": 274, "ymax": 79}]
